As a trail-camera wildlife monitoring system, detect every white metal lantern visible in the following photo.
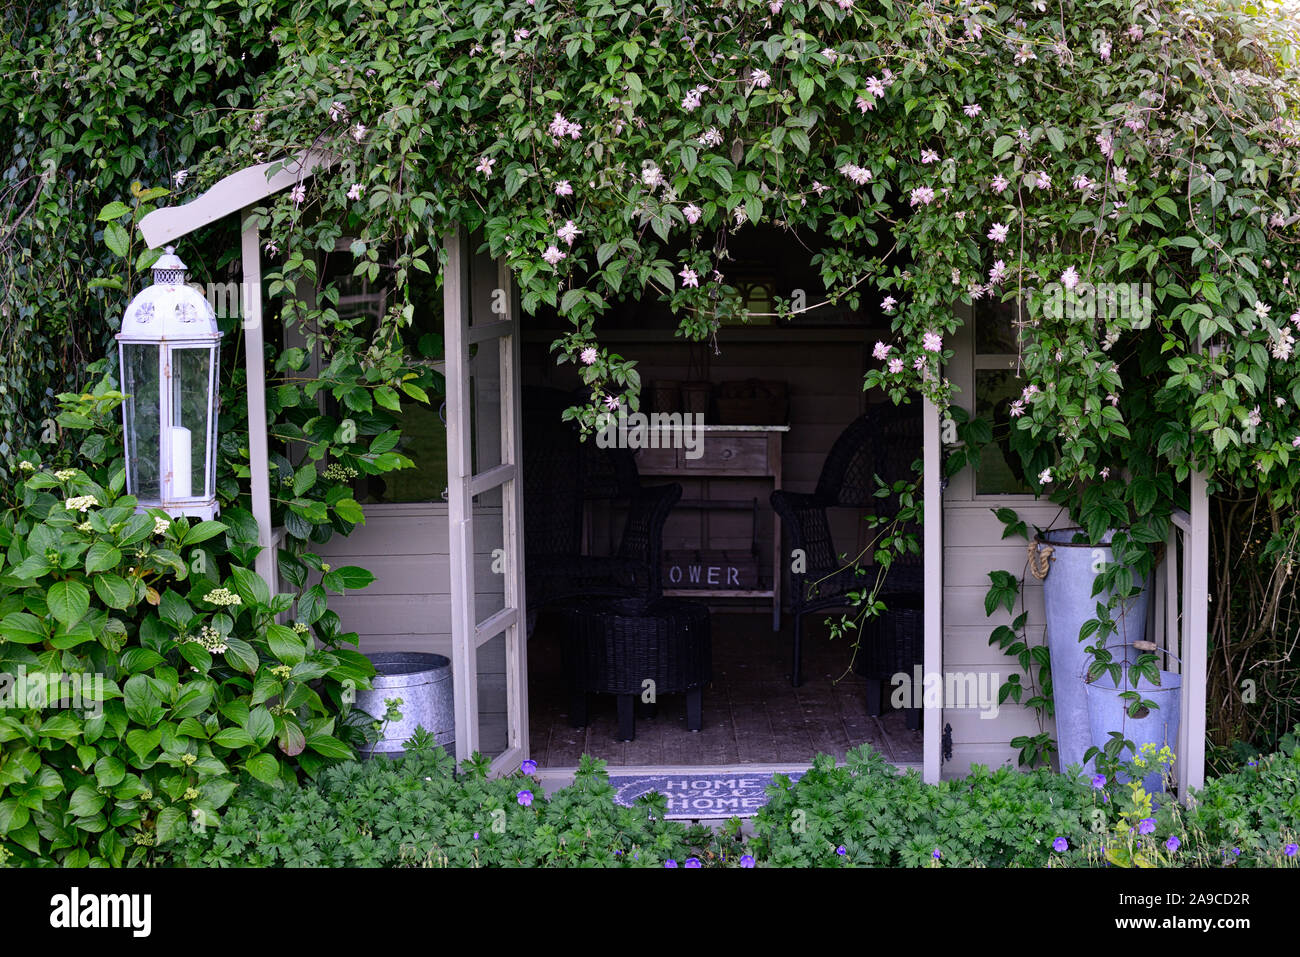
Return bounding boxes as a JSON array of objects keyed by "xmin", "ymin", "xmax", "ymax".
[{"xmin": 116, "ymin": 246, "xmax": 222, "ymax": 520}]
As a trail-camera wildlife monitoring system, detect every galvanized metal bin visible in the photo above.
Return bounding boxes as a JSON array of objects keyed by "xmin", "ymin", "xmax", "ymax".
[{"xmin": 354, "ymin": 652, "xmax": 455, "ymax": 757}]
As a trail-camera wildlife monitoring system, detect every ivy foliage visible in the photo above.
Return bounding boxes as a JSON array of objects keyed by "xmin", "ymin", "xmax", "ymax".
[{"xmin": 6, "ymin": 0, "xmax": 1300, "ymax": 518}]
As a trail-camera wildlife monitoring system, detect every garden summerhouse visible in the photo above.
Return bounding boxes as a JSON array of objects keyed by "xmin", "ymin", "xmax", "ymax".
[{"xmin": 136, "ymin": 151, "xmax": 1211, "ymax": 796}]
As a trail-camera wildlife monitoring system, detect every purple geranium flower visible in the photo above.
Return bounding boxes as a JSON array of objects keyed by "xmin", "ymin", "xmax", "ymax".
[
  {"xmin": 836, "ymin": 845, "xmax": 847, "ymax": 856},
  {"xmin": 932, "ymin": 848, "xmax": 941, "ymax": 860},
  {"xmin": 664, "ymin": 859, "xmax": 678, "ymax": 868},
  {"xmin": 517, "ymin": 789, "xmax": 534, "ymax": 807},
  {"xmin": 1137, "ymin": 818, "xmax": 1156, "ymax": 835},
  {"xmin": 473, "ymin": 832, "xmax": 480, "ymax": 840},
  {"xmin": 1166, "ymin": 835, "xmax": 1180, "ymax": 852},
  {"xmin": 1091, "ymin": 774, "xmax": 1106, "ymax": 789},
  {"xmin": 521, "ymin": 759, "xmax": 538, "ymax": 775},
  {"xmin": 1286, "ymin": 843, "xmax": 1299, "ymax": 857},
  {"xmin": 685, "ymin": 857, "xmax": 701, "ymax": 868},
  {"xmin": 1052, "ymin": 837, "xmax": 1068, "ymax": 852},
  {"xmin": 740, "ymin": 855, "xmax": 755, "ymax": 868}
]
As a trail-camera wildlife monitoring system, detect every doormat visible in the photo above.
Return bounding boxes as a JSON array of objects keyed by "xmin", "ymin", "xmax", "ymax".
[{"xmin": 609, "ymin": 771, "xmax": 805, "ymax": 819}]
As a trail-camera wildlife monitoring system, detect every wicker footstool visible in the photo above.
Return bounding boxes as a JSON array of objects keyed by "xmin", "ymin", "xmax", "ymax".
[
  {"xmin": 853, "ymin": 592, "xmax": 923, "ymax": 731},
  {"xmin": 558, "ymin": 597, "xmax": 712, "ymax": 741}
]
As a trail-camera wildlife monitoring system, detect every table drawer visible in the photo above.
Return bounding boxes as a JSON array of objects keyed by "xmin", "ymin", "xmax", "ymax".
[
  {"xmin": 633, "ymin": 446, "xmax": 679, "ymax": 473},
  {"xmin": 683, "ymin": 435, "xmax": 769, "ymax": 472}
]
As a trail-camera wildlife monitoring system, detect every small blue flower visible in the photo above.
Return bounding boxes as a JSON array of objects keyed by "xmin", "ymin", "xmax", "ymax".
[
  {"xmin": 836, "ymin": 845, "xmax": 847, "ymax": 856},
  {"xmin": 685, "ymin": 857, "xmax": 701, "ymax": 868},
  {"xmin": 473, "ymin": 831, "xmax": 480, "ymax": 840},
  {"xmin": 664, "ymin": 859, "xmax": 678, "ymax": 868},
  {"xmin": 1052, "ymin": 836, "xmax": 1068, "ymax": 852},
  {"xmin": 614, "ymin": 849, "xmax": 622, "ymax": 856},
  {"xmin": 517, "ymin": 789, "xmax": 534, "ymax": 807},
  {"xmin": 1137, "ymin": 818, "xmax": 1156, "ymax": 835},
  {"xmin": 1091, "ymin": 773, "xmax": 1106, "ymax": 789},
  {"xmin": 932, "ymin": 848, "xmax": 941, "ymax": 860},
  {"xmin": 521, "ymin": 759, "xmax": 538, "ymax": 775},
  {"xmin": 1166, "ymin": 835, "xmax": 1180, "ymax": 852},
  {"xmin": 1286, "ymin": 843, "xmax": 1298, "ymax": 857},
  {"xmin": 740, "ymin": 855, "xmax": 755, "ymax": 868},
  {"xmin": 1233, "ymin": 847, "xmax": 1241, "ymax": 856}
]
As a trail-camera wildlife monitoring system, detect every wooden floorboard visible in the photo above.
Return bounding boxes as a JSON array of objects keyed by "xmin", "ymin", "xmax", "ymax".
[{"xmin": 528, "ymin": 608, "xmax": 924, "ymax": 767}]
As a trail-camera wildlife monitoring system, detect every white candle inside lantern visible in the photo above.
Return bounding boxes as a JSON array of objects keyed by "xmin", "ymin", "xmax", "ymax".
[{"xmin": 170, "ymin": 426, "xmax": 192, "ymax": 498}]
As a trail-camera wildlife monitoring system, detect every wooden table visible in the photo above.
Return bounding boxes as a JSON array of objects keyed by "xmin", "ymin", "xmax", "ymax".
[{"xmin": 633, "ymin": 425, "xmax": 787, "ymax": 631}]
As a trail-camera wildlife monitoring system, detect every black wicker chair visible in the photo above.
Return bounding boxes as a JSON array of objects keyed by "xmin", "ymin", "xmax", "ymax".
[
  {"xmin": 523, "ymin": 387, "xmax": 682, "ymax": 630},
  {"xmin": 770, "ymin": 401, "xmax": 923, "ymax": 688},
  {"xmin": 558, "ymin": 597, "xmax": 712, "ymax": 740}
]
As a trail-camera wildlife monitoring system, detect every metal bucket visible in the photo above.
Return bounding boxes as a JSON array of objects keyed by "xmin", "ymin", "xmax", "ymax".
[
  {"xmin": 354, "ymin": 652, "xmax": 455, "ymax": 757},
  {"xmin": 1085, "ymin": 664, "xmax": 1181, "ymax": 794},
  {"xmin": 1035, "ymin": 528, "xmax": 1150, "ymax": 776}
]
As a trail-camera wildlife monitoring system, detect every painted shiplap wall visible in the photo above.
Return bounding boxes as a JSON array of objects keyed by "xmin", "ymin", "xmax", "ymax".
[
  {"xmin": 316, "ymin": 502, "xmax": 509, "ymax": 755},
  {"xmin": 938, "ymin": 305, "xmax": 1066, "ymax": 777}
]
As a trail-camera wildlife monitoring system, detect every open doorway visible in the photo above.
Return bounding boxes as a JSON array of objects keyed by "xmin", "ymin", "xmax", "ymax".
[{"xmin": 520, "ymin": 226, "xmax": 924, "ymax": 769}]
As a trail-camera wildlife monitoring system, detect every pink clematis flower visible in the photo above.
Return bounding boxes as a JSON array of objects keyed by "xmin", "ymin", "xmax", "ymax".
[
  {"xmin": 542, "ymin": 245, "xmax": 566, "ymax": 265},
  {"xmin": 922, "ymin": 332, "xmax": 943, "ymax": 352},
  {"xmin": 555, "ymin": 180, "xmax": 573, "ymax": 196},
  {"xmin": 557, "ymin": 220, "xmax": 582, "ymax": 246},
  {"xmin": 683, "ymin": 204, "xmax": 702, "ymax": 224},
  {"xmin": 679, "ymin": 267, "xmax": 699, "ymax": 288},
  {"xmin": 909, "ymin": 186, "xmax": 935, "ymax": 206},
  {"xmin": 988, "ymin": 222, "xmax": 1009, "ymax": 243}
]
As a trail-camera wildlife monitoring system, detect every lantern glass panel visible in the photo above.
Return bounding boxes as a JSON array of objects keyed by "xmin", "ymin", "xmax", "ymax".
[
  {"xmin": 121, "ymin": 343, "xmax": 161, "ymax": 500},
  {"xmin": 170, "ymin": 346, "xmax": 214, "ymax": 500}
]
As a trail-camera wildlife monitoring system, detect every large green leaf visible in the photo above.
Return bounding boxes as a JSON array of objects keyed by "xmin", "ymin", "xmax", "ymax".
[
  {"xmin": 0, "ymin": 612, "xmax": 46, "ymax": 644},
  {"xmin": 266, "ymin": 624, "xmax": 306, "ymax": 665},
  {"xmin": 93, "ymin": 573, "xmax": 133, "ymax": 609},
  {"xmin": 321, "ymin": 566, "xmax": 376, "ymax": 593},
  {"xmin": 122, "ymin": 674, "xmax": 165, "ymax": 726},
  {"xmin": 245, "ymin": 752, "xmax": 280, "ymax": 784},
  {"xmin": 297, "ymin": 585, "xmax": 328, "ymax": 625},
  {"xmin": 222, "ymin": 637, "xmax": 259, "ymax": 675},
  {"xmin": 47, "ymin": 580, "xmax": 90, "ymax": 628},
  {"xmin": 84, "ymin": 541, "xmax": 122, "ymax": 574},
  {"xmin": 230, "ymin": 566, "xmax": 271, "ymax": 607}
]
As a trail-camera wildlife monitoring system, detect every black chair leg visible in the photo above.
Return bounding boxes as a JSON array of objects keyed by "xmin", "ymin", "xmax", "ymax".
[
  {"xmin": 865, "ymin": 677, "xmax": 883, "ymax": 716},
  {"xmin": 686, "ymin": 688, "xmax": 703, "ymax": 732},
  {"xmin": 616, "ymin": 694, "xmax": 636, "ymax": 741},
  {"xmin": 906, "ymin": 706, "xmax": 921, "ymax": 732},
  {"xmin": 569, "ymin": 691, "xmax": 587, "ymax": 729},
  {"xmin": 636, "ymin": 698, "xmax": 658, "ymax": 720},
  {"xmin": 791, "ymin": 613, "xmax": 803, "ymax": 687}
]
